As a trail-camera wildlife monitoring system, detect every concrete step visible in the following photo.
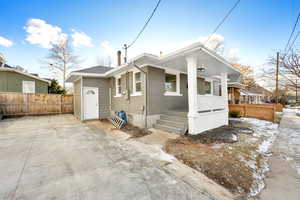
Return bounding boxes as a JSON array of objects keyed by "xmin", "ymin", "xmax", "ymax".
[
  {"xmin": 160, "ymin": 114, "xmax": 188, "ymax": 123},
  {"xmin": 154, "ymin": 124, "xmax": 185, "ymax": 135},
  {"xmin": 162, "ymin": 110, "xmax": 188, "ymax": 118},
  {"xmin": 156, "ymin": 119, "xmax": 187, "ymax": 129}
]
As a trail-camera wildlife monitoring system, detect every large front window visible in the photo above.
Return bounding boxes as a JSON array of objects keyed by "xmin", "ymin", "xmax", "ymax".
[{"xmin": 165, "ymin": 73, "xmax": 177, "ymax": 92}]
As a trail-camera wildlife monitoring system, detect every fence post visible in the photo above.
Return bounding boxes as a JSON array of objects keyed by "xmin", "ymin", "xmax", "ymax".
[
  {"xmin": 60, "ymin": 95, "xmax": 63, "ymax": 114},
  {"xmin": 25, "ymin": 93, "xmax": 29, "ymax": 115},
  {"xmin": 244, "ymin": 104, "xmax": 247, "ymax": 117}
]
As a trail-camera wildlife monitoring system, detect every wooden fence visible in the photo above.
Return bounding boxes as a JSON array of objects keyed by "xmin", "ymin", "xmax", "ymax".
[
  {"xmin": 229, "ymin": 104, "xmax": 283, "ymax": 122},
  {"xmin": 0, "ymin": 92, "xmax": 73, "ymax": 116}
]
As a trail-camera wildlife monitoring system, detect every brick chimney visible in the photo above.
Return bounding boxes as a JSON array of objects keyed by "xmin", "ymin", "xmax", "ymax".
[{"xmin": 117, "ymin": 50, "xmax": 121, "ymax": 66}]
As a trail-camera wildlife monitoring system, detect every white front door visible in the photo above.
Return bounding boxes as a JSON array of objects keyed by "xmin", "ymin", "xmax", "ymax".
[{"xmin": 83, "ymin": 87, "xmax": 99, "ymax": 120}]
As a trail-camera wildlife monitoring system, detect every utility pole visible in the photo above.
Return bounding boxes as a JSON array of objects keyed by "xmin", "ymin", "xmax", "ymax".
[
  {"xmin": 296, "ymin": 78, "xmax": 298, "ymax": 104},
  {"xmin": 275, "ymin": 52, "xmax": 279, "ymax": 104},
  {"xmin": 123, "ymin": 44, "xmax": 128, "ymax": 63}
]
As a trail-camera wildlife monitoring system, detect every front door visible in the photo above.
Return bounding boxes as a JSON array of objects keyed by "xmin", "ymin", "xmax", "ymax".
[{"xmin": 83, "ymin": 87, "xmax": 99, "ymax": 120}]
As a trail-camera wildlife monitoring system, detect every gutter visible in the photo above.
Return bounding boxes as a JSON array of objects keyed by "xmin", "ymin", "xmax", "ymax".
[{"xmin": 133, "ymin": 61, "xmax": 148, "ymax": 129}]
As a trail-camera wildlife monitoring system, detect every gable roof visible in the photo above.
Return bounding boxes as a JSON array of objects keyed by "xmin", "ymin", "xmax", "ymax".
[
  {"xmin": 73, "ymin": 65, "xmax": 113, "ymax": 74},
  {"xmin": 67, "ymin": 42, "xmax": 242, "ymax": 82},
  {"xmin": 0, "ymin": 62, "xmax": 50, "ymax": 84}
]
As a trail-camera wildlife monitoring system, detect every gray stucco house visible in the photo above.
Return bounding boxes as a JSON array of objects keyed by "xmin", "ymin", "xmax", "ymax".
[
  {"xmin": 67, "ymin": 42, "xmax": 241, "ymax": 134},
  {"xmin": 0, "ymin": 62, "xmax": 50, "ymax": 94}
]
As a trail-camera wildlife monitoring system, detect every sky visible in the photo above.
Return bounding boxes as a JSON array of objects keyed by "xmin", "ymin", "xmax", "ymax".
[{"xmin": 0, "ymin": 0, "xmax": 299, "ymax": 80}]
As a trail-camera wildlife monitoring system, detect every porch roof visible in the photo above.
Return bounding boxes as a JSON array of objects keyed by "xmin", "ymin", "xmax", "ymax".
[{"xmin": 67, "ymin": 42, "xmax": 241, "ymax": 82}]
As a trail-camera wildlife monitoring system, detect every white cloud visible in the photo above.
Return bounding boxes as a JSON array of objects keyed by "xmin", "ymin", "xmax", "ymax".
[
  {"xmin": 24, "ymin": 18, "xmax": 67, "ymax": 48},
  {"xmin": 71, "ymin": 30, "xmax": 93, "ymax": 47},
  {"xmin": 98, "ymin": 41, "xmax": 116, "ymax": 66},
  {"xmin": 101, "ymin": 41, "xmax": 115, "ymax": 56},
  {"xmin": 0, "ymin": 36, "xmax": 13, "ymax": 47},
  {"xmin": 198, "ymin": 33, "xmax": 225, "ymax": 50}
]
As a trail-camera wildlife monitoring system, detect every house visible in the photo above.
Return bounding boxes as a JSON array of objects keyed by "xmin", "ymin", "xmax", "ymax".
[
  {"xmin": 0, "ymin": 62, "xmax": 50, "ymax": 94},
  {"xmin": 66, "ymin": 42, "xmax": 241, "ymax": 135},
  {"xmin": 228, "ymin": 83, "xmax": 272, "ymax": 104}
]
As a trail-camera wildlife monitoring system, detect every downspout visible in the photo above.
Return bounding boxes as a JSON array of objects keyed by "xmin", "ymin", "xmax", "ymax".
[{"xmin": 133, "ymin": 61, "xmax": 148, "ymax": 129}]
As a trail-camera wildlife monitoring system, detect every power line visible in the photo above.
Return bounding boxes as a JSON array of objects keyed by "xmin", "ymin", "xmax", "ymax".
[
  {"xmin": 204, "ymin": 0, "xmax": 241, "ymax": 45},
  {"xmin": 287, "ymin": 30, "xmax": 300, "ymax": 52},
  {"xmin": 284, "ymin": 12, "xmax": 300, "ymax": 52},
  {"xmin": 126, "ymin": 0, "xmax": 162, "ymax": 49}
]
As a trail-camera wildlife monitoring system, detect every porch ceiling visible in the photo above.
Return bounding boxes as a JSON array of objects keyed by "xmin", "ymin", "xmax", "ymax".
[{"xmin": 157, "ymin": 48, "xmax": 240, "ymax": 77}]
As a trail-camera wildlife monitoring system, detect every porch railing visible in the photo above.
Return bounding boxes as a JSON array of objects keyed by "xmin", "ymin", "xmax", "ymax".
[{"xmin": 197, "ymin": 95, "xmax": 226, "ymax": 112}]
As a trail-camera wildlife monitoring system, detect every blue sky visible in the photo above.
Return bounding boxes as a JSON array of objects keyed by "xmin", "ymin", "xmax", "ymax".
[{"xmin": 0, "ymin": 0, "xmax": 299, "ymax": 78}]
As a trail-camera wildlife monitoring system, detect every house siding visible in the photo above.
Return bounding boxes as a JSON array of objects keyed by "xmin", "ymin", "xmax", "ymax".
[
  {"xmin": 147, "ymin": 67, "xmax": 188, "ymax": 115},
  {"xmin": 82, "ymin": 77, "xmax": 110, "ymax": 119},
  {"xmin": 74, "ymin": 78, "xmax": 81, "ymax": 119},
  {"xmin": 0, "ymin": 71, "xmax": 48, "ymax": 93},
  {"xmin": 110, "ymin": 72, "xmax": 145, "ymax": 115}
]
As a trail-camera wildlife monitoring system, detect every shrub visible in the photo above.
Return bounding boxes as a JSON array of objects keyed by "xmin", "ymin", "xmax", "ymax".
[{"xmin": 229, "ymin": 110, "xmax": 240, "ymax": 118}]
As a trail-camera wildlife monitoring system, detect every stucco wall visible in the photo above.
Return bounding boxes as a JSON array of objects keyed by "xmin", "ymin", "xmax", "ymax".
[
  {"xmin": 110, "ymin": 72, "xmax": 145, "ymax": 115},
  {"xmin": 82, "ymin": 77, "xmax": 110, "ymax": 119},
  {"xmin": 0, "ymin": 71, "xmax": 48, "ymax": 93},
  {"xmin": 147, "ymin": 67, "xmax": 188, "ymax": 115},
  {"xmin": 74, "ymin": 79, "xmax": 81, "ymax": 119}
]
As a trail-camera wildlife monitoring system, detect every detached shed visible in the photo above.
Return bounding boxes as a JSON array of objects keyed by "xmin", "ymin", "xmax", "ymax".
[{"xmin": 0, "ymin": 63, "xmax": 50, "ymax": 94}]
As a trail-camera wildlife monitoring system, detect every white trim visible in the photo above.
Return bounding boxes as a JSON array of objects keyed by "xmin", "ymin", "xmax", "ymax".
[
  {"xmin": 164, "ymin": 69, "xmax": 181, "ymax": 96},
  {"xmin": 132, "ymin": 70, "xmax": 142, "ymax": 95},
  {"xmin": 22, "ymin": 80, "xmax": 35, "ymax": 93},
  {"xmin": 80, "ymin": 76, "xmax": 83, "ymax": 121},
  {"xmin": 114, "ymin": 75, "xmax": 122, "ymax": 97},
  {"xmin": 83, "ymin": 87, "xmax": 99, "ymax": 120},
  {"xmin": 0, "ymin": 68, "xmax": 50, "ymax": 84},
  {"xmin": 131, "ymin": 92, "xmax": 142, "ymax": 97}
]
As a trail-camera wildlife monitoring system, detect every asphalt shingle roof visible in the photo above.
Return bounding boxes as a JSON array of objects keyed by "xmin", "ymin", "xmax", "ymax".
[{"xmin": 74, "ymin": 65, "xmax": 113, "ymax": 74}]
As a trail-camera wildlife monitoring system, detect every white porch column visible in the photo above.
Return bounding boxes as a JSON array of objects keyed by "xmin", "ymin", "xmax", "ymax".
[
  {"xmin": 186, "ymin": 56, "xmax": 198, "ymax": 134},
  {"xmin": 221, "ymin": 72, "xmax": 228, "ymax": 109}
]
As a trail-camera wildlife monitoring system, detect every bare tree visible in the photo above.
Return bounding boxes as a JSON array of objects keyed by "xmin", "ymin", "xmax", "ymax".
[
  {"xmin": 263, "ymin": 48, "xmax": 300, "ymax": 94},
  {"xmin": 96, "ymin": 55, "xmax": 112, "ymax": 67},
  {"xmin": 232, "ymin": 63, "xmax": 256, "ymax": 89},
  {"xmin": 44, "ymin": 39, "xmax": 80, "ymax": 88},
  {"xmin": 0, "ymin": 53, "xmax": 6, "ymax": 63}
]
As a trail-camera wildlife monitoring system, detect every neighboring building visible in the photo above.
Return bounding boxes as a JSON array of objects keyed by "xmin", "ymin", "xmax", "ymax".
[
  {"xmin": 0, "ymin": 62, "xmax": 50, "ymax": 94},
  {"xmin": 228, "ymin": 83, "xmax": 272, "ymax": 104},
  {"xmin": 67, "ymin": 42, "xmax": 241, "ymax": 135}
]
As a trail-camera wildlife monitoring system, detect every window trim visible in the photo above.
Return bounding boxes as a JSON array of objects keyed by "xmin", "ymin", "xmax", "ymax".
[
  {"xmin": 22, "ymin": 80, "xmax": 35, "ymax": 94},
  {"xmin": 164, "ymin": 69, "xmax": 182, "ymax": 96},
  {"xmin": 197, "ymin": 77, "xmax": 213, "ymax": 96},
  {"xmin": 132, "ymin": 71, "xmax": 142, "ymax": 96},
  {"xmin": 114, "ymin": 75, "xmax": 122, "ymax": 97}
]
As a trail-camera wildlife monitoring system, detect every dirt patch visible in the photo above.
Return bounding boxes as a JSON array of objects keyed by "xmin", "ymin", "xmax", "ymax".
[
  {"xmin": 121, "ymin": 124, "xmax": 152, "ymax": 138},
  {"xmin": 165, "ymin": 120, "xmax": 266, "ymax": 198}
]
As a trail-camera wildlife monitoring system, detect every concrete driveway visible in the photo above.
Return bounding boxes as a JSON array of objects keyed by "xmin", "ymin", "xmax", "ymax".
[{"xmin": 0, "ymin": 115, "xmax": 218, "ymax": 200}]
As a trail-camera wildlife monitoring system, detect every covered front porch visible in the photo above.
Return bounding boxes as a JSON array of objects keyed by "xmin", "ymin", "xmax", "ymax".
[{"xmin": 157, "ymin": 43, "xmax": 241, "ymax": 134}]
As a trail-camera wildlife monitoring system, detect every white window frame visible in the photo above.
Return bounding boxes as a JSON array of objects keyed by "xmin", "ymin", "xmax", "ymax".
[
  {"xmin": 132, "ymin": 71, "xmax": 142, "ymax": 96},
  {"xmin": 164, "ymin": 69, "xmax": 182, "ymax": 96},
  {"xmin": 198, "ymin": 77, "xmax": 213, "ymax": 96},
  {"xmin": 22, "ymin": 81, "xmax": 35, "ymax": 94},
  {"xmin": 114, "ymin": 75, "xmax": 122, "ymax": 97}
]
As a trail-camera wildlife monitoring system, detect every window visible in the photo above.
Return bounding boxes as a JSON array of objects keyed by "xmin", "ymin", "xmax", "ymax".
[
  {"xmin": 132, "ymin": 71, "xmax": 142, "ymax": 95},
  {"xmin": 115, "ymin": 76, "xmax": 121, "ymax": 96},
  {"xmin": 164, "ymin": 70, "xmax": 182, "ymax": 96},
  {"xmin": 197, "ymin": 78, "xmax": 211, "ymax": 95},
  {"xmin": 213, "ymin": 80, "xmax": 222, "ymax": 96},
  {"xmin": 204, "ymin": 81, "xmax": 211, "ymax": 95},
  {"xmin": 165, "ymin": 73, "xmax": 177, "ymax": 92},
  {"xmin": 22, "ymin": 81, "xmax": 35, "ymax": 93}
]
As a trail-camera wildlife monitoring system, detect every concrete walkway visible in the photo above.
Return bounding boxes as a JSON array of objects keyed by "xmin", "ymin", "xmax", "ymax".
[
  {"xmin": 0, "ymin": 115, "xmax": 225, "ymax": 200},
  {"xmin": 259, "ymin": 109, "xmax": 300, "ymax": 200}
]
